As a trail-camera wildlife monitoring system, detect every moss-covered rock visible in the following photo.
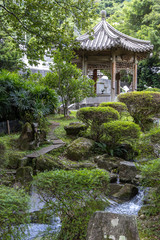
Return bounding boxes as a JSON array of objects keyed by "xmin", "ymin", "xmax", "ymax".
[
  {"xmin": 118, "ymin": 161, "xmax": 138, "ymax": 183},
  {"xmin": 93, "ymin": 155, "xmax": 123, "ymax": 172},
  {"xmin": 66, "ymin": 137, "xmax": 94, "ymax": 161},
  {"xmin": 113, "ymin": 183, "xmax": 138, "ymax": 201},
  {"xmin": 7, "ymin": 151, "xmax": 25, "ymax": 169},
  {"xmin": 36, "ymin": 155, "xmax": 61, "ymax": 171},
  {"xmin": 64, "ymin": 122, "xmax": 87, "ymax": 136},
  {"xmin": 16, "ymin": 166, "xmax": 33, "ymax": 184}
]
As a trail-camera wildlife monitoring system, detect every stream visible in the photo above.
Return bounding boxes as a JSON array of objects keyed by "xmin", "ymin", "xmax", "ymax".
[{"xmin": 22, "ymin": 187, "xmax": 145, "ymax": 239}]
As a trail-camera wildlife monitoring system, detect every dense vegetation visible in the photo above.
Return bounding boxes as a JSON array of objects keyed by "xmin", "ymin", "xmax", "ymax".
[{"xmin": 0, "ymin": 70, "xmax": 58, "ymax": 122}]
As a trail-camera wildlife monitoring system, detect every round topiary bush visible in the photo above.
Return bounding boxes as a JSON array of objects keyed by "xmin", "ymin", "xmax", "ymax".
[
  {"xmin": 102, "ymin": 120, "xmax": 141, "ymax": 146},
  {"xmin": 118, "ymin": 91, "xmax": 160, "ymax": 130},
  {"xmin": 77, "ymin": 107, "xmax": 120, "ymax": 140},
  {"xmin": 77, "ymin": 107, "xmax": 120, "ymax": 126},
  {"xmin": 144, "ymin": 127, "xmax": 160, "ymax": 144},
  {"xmin": 99, "ymin": 102, "xmax": 128, "ymax": 116}
]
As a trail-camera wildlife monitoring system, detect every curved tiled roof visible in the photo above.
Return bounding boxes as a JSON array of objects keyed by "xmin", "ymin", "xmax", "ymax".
[{"xmin": 77, "ymin": 18, "xmax": 153, "ymax": 53}]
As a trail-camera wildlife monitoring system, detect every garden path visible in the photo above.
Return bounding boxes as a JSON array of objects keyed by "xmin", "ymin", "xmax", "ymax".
[{"xmin": 26, "ymin": 121, "xmax": 65, "ymax": 159}]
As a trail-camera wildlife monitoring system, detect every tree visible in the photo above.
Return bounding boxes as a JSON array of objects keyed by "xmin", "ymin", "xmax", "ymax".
[
  {"xmin": 42, "ymin": 49, "xmax": 95, "ymax": 117},
  {"xmin": 108, "ymin": 0, "xmax": 160, "ymax": 88},
  {"xmin": 0, "ymin": 0, "xmax": 98, "ymax": 64},
  {"xmin": 0, "ymin": 31, "xmax": 24, "ymax": 71}
]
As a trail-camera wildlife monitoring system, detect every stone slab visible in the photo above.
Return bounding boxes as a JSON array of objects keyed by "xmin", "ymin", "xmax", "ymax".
[
  {"xmin": 87, "ymin": 211, "xmax": 140, "ymax": 240},
  {"xmin": 26, "ymin": 144, "xmax": 63, "ymax": 158},
  {"xmin": 52, "ymin": 139, "xmax": 65, "ymax": 145}
]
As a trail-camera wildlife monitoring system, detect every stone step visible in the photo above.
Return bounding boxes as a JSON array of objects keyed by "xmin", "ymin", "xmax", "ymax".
[{"xmin": 26, "ymin": 144, "xmax": 64, "ymax": 158}]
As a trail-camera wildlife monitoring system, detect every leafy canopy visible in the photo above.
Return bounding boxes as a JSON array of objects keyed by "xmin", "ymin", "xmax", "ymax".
[{"xmin": 0, "ymin": 0, "xmax": 98, "ymax": 63}]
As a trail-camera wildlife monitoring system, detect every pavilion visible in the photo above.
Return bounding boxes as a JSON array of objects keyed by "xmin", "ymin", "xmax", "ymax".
[{"xmin": 74, "ymin": 10, "xmax": 153, "ymax": 101}]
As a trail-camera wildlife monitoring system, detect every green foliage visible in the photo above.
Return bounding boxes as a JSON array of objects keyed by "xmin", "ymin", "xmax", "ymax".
[
  {"xmin": 139, "ymin": 159, "xmax": 160, "ymax": 215},
  {"xmin": 0, "ymin": 185, "xmax": 30, "ymax": 239},
  {"xmin": 77, "ymin": 107, "xmax": 120, "ymax": 140},
  {"xmin": 118, "ymin": 91, "xmax": 160, "ymax": 130},
  {"xmin": 0, "ymin": 0, "xmax": 98, "ymax": 63},
  {"xmin": 144, "ymin": 87, "xmax": 160, "ymax": 92},
  {"xmin": 144, "ymin": 127, "xmax": 160, "ymax": 144},
  {"xmin": 33, "ymin": 169, "xmax": 109, "ymax": 240},
  {"xmin": 0, "ymin": 31, "xmax": 24, "ymax": 71},
  {"xmin": 102, "ymin": 120, "xmax": 141, "ymax": 147},
  {"xmin": 42, "ymin": 49, "xmax": 95, "ymax": 117},
  {"xmin": 0, "ymin": 70, "xmax": 58, "ymax": 122},
  {"xmin": 99, "ymin": 102, "xmax": 128, "ymax": 116},
  {"xmin": 137, "ymin": 57, "xmax": 160, "ymax": 91}
]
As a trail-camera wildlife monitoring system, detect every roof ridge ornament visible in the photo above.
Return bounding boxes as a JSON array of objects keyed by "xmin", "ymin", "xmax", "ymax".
[{"xmin": 101, "ymin": 10, "xmax": 106, "ymax": 20}]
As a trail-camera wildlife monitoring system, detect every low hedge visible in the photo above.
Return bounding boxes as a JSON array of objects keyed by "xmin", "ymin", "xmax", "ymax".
[{"xmin": 102, "ymin": 120, "xmax": 141, "ymax": 145}]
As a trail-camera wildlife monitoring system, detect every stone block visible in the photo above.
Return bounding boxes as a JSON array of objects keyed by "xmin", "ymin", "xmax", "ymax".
[{"xmin": 87, "ymin": 212, "xmax": 140, "ymax": 240}]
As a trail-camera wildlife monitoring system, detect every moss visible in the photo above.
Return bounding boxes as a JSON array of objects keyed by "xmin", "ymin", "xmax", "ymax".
[
  {"xmin": 66, "ymin": 137, "xmax": 94, "ymax": 161},
  {"xmin": 16, "ymin": 166, "xmax": 33, "ymax": 183}
]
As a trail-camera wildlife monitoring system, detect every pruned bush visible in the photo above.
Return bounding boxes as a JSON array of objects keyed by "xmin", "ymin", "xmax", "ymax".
[
  {"xmin": 77, "ymin": 107, "xmax": 120, "ymax": 140},
  {"xmin": 99, "ymin": 102, "xmax": 128, "ymax": 116},
  {"xmin": 118, "ymin": 91, "xmax": 160, "ymax": 130},
  {"xmin": 102, "ymin": 120, "xmax": 141, "ymax": 147}
]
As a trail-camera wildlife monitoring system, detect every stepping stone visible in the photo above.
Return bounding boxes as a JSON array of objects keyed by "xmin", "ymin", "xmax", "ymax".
[
  {"xmin": 52, "ymin": 139, "xmax": 65, "ymax": 145},
  {"xmin": 26, "ymin": 144, "xmax": 63, "ymax": 158}
]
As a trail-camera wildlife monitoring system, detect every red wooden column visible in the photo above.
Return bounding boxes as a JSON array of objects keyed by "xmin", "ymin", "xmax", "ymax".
[
  {"xmin": 93, "ymin": 69, "xmax": 98, "ymax": 93},
  {"xmin": 111, "ymin": 53, "xmax": 116, "ymax": 101},
  {"xmin": 132, "ymin": 54, "xmax": 138, "ymax": 91}
]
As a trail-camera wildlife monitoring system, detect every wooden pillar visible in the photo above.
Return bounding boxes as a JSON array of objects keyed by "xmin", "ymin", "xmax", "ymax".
[
  {"xmin": 111, "ymin": 53, "xmax": 116, "ymax": 101},
  {"xmin": 116, "ymin": 72, "xmax": 121, "ymax": 95},
  {"xmin": 132, "ymin": 54, "xmax": 138, "ymax": 91},
  {"xmin": 93, "ymin": 69, "xmax": 97, "ymax": 93},
  {"xmin": 82, "ymin": 55, "xmax": 88, "ymax": 76}
]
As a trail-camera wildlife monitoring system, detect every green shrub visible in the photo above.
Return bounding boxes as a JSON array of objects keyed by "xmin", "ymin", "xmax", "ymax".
[
  {"xmin": 33, "ymin": 169, "xmax": 109, "ymax": 240},
  {"xmin": 118, "ymin": 91, "xmax": 160, "ymax": 130},
  {"xmin": 0, "ymin": 70, "xmax": 58, "ymax": 122},
  {"xmin": 77, "ymin": 107, "xmax": 120, "ymax": 140},
  {"xmin": 144, "ymin": 88, "xmax": 160, "ymax": 92},
  {"xmin": 102, "ymin": 120, "xmax": 141, "ymax": 147},
  {"xmin": 138, "ymin": 159, "xmax": 160, "ymax": 215},
  {"xmin": 99, "ymin": 102, "xmax": 128, "ymax": 116},
  {"xmin": 0, "ymin": 185, "xmax": 30, "ymax": 239},
  {"xmin": 144, "ymin": 127, "xmax": 160, "ymax": 144}
]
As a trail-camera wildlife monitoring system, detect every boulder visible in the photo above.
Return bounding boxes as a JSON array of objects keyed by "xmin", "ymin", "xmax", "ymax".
[
  {"xmin": 64, "ymin": 122, "xmax": 87, "ymax": 135},
  {"xmin": 108, "ymin": 183, "xmax": 124, "ymax": 197},
  {"xmin": 16, "ymin": 166, "xmax": 33, "ymax": 184},
  {"xmin": 17, "ymin": 122, "xmax": 35, "ymax": 150},
  {"xmin": 66, "ymin": 137, "xmax": 94, "ymax": 161},
  {"xmin": 35, "ymin": 155, "xmax": 61, "ymax": 171},
  {"xmin": 118, "ymin": 161, "xmax": 138, "ymax": 183},
  {"xmin": 112, "ymin": 184, "xmax": 138, "ymax": 201},
  {"xmin": 87, "ymin": 212, "xmax": 140, "ymax": 240},
  {"xmin": 94, "ymin": 155, "xmax": 123, "ymax": 172}
]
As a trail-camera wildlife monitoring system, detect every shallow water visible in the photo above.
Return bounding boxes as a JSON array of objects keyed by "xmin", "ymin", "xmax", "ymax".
[{"xmin": 105, "ymin": 188, "xmax": 145, "ymax": 215}]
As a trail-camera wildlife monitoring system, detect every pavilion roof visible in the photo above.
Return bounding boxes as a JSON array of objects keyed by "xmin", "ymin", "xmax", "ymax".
[{"xmin": 77, "ymin": 15, "xmax": 153, "ymax": 53}]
